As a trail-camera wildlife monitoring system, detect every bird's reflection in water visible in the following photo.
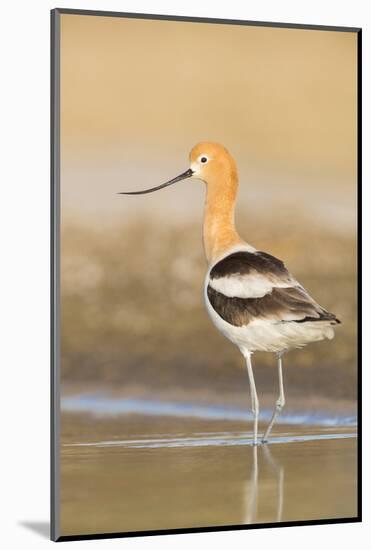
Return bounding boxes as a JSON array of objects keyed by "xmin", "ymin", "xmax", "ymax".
[
  {"xmin": 244, "ymin": 444, "xmax": 284, "ymax": 524},
  {"xmin": 244, "ymin": 445, "xmax": 259, "ymax": 523}
]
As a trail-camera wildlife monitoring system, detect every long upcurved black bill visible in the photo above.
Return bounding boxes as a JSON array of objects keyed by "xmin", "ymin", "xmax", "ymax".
[{"xmin": 118, "ymin": 168, "xmax": 194, "ymax": 195}]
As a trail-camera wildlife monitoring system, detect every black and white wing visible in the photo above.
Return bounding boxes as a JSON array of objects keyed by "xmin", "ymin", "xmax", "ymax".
[{"xmin": 206, "ymin": 251, "xmax": 340, "ymax": 327}]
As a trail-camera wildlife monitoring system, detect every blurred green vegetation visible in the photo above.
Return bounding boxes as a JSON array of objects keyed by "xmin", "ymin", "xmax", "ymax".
[{"xmin": 61, "ymin": 212, "xmax": 357, "ymax": 402}]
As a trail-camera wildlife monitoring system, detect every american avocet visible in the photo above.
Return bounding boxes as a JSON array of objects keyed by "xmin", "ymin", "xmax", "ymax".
[{"xmin": 120, "ymin": 142, "xmax": 340, "ymax": 444}]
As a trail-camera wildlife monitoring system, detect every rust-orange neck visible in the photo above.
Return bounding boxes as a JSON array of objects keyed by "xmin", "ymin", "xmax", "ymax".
[{"xmin": 203, "ymin": 175, "xmax": 244, "ymax": 265}]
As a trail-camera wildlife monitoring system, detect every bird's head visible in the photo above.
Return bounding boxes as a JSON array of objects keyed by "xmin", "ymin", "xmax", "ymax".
[
  {"xmin": 119, "ymin": 142, "xmax": 238, "ymax": 196},
  {"xmin": 189, "ymin": 142, "xmax": 238, "ymax": 188}
]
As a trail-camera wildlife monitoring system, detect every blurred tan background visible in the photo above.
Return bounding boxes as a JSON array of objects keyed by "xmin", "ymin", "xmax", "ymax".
[{"xmin": 60, "ymin": 14, "xmax": 357, "ymax": 406}]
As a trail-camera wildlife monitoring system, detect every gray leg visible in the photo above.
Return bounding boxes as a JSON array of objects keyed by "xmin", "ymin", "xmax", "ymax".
[
  {"xmin": 262, "ymin": 352, "xmax": 286, "ymax": 443},
  {"xmin": 243, "ymin": 350, "xmax": 259, "ymax": 445}
]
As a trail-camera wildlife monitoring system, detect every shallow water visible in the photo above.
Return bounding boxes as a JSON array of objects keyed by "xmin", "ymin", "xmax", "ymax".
[
  {"xmin": 59, "ymin": 404, "xmax": 358, "ymax": 537},
  {"xmin": 61, "ymin": 394, "xmax": 357, "ymax": 427},
  {"xmin": 65, "ymin": 431, "xmax": 355, "ymax": 449}
]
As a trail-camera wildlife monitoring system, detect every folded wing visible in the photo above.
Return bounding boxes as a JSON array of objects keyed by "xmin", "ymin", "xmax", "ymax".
[{"xmin": 207, "ymin": 251, "xmax": 340, "ymax": 327}]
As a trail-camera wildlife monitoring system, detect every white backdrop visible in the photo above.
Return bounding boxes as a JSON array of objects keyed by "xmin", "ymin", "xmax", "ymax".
[{"xmin": 0, "ymin": 0, "xmax": 368, "ymax": 548}]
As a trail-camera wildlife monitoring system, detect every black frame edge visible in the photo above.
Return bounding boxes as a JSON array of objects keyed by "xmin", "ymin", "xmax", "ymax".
[
  {"xmin": 56, "ymin": 517, "xmax": 361, "ymax": 542},
  {"xmin": 356, "ymin": 28, "xmax": 362, "ymax": 523}
]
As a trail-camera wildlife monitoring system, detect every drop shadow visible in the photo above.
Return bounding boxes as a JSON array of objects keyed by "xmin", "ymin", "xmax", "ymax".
[{"xmin": 19, "ymin": 521, "xmax": 50, "ymax": 539}]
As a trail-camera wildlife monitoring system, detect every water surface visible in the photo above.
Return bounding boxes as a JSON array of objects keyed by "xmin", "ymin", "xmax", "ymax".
[{"xmin": 60, "ymin": 401, "xmax": 357, "ymax": 537}]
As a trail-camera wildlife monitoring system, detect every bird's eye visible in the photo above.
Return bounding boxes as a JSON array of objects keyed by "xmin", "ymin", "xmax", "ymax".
[{"xmin": 200, "ymin": 156, "xmax": 208, "ymax": 164}]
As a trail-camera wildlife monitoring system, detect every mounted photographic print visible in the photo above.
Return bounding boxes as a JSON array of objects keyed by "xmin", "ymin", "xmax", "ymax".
[{"xmin": 51, "ymin": 8, "xmax": 361, "ymax": 542}]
